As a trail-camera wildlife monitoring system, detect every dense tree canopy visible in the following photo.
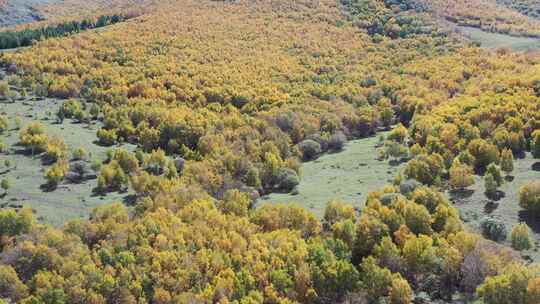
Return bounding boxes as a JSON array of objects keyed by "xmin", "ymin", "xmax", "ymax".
[{"xmin": 0, "ymin": 0, "xmax": 539, "ymax": 303}]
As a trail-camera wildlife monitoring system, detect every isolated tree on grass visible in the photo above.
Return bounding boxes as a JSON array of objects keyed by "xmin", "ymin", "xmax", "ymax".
[
  {"xmin": 44, "ymin": 161, "xmax": 68, "ymax": 189},
  {"xmin": 500, "ymin": 148, "xmax": 514, "ymax": 177},
  {"xmin": 1, "ymin": 178, "xmax": 10, "ymax": 195},
  {"xmin": 484, "ymin": 173, "xmax": 498, "ymax": 197},
  {"xmin": 532, "ymin": 130, "xmax": 540, "ymax": 159},
  {"xmin": 519, "ymin": 181, "xmax": 540, "ymax": 215},
  {"xmin": 449, "ymin": 160, "xmax": 474, "ymax": 191},
  {"xmin": 19, "ymin": 122, "xmax": 48, "ymax": 157},
  {"xmin": 510, "ymin": 223, "xmax": 532, "ymax": 251},
  {"xmin": 0, "ymin": 115, "xmax": 7, "ymax": 134},
  {"xmin": 486, "ymin": 163, "xmax": 504, "ymax": 187}
]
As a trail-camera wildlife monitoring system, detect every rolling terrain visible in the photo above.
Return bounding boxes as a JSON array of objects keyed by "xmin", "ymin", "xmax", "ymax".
[{"xmin": 0, "ymin": 1, "xmax": 538, "ymax": 304}]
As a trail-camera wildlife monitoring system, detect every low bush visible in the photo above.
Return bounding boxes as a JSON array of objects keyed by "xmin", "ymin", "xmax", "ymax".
[
  {"xmin": 519, "ymin": 181, "xmax": 540, "ymax": 215},
  {"xmin": 480, "ymin": 217, "xmax": 507, "ymax": 242}
]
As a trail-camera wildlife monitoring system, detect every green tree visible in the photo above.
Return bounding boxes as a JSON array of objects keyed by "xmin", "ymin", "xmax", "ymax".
[
  {"xmin": 97, "ymin": 128, "xmax": 118, "ymax": 146},
  {"xmin": 19, "ymin": 122, "xmax": 48, "ymax": 156},
  {"xmin": 0, "ymin": 115, "xmax": 8, "ymax": 134},
  {"xmin": 486, "ymin": 163, "xmax": 504, "ymax": 186},
  {"xmin": 519, "ymin": 181, "xmax": 540, "ymax": 215},
  {"xmin": 359, "ymin": 256, "xmax": 393, "ymax": 301},
  {"xmin": 45, "ymin": 162, "xmax": 67, "ymax": 189},
  {"xmin": 484, "ymin": 173, "xmax": 498, "ymax": 197},
  {"xmin": 299, "ymin": 139, "xmax": 321, "ymax": 161},
  {"xmin": 402, "ymin": 234, "xmax": 437, "ymax": 277},
  {"xmin": 500, "ymin": 148, "xmax": 514, "ymax": 176},
  {"xmin": 480, "ymin": 216, "xmax": 507, "ymax": 242},
  {"xmin": 510, "ymin": 223, "xmax": 532, "ymax": 251},
  {"xmin": 0, "ymin": 178, "xmax": 10, "ymax": 196},
  {"xmin": 389, "ymin": 275, "xmax": 413, "ymax": 304},
  {"xmin": 404, "ymin": 202, "xmax": 432, "ymax": 235},
  {"xmin": 532, "ymin": 130, "xmax": 540, "ymax": 158},
  {"xmin": 449, "ymin": 160, "xmax": 474, "ymax": 190},
  {"xmin": 468, "ymin": 139, "xmax": 499, "ymax": 170},
  {"xmin": 477, "ymin": 263, "xmax": 534, "ymax": 304}
]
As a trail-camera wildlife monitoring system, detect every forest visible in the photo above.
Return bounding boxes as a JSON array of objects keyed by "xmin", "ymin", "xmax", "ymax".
[
  {"xmin": 0, "ymin": 14, "xmax": 130, "ymax": 49},
  {"xmin": 0, "ymin": 0, "xmax": 539, "ymax": 303}
]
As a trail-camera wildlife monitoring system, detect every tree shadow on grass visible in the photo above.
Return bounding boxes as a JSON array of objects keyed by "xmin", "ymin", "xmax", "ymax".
[
  {"xmin": 388, "ymin": 158, "xmax": 408, "ymax": 167},
  {"xmin": 40, "ymin": 183, "xmax": 58, "ymax": 193},
  {"xmin": 122, "ymin": 194, "xmax": 137, "ymax": 206},
  {"xmin": 485, "ymin": 190, "xmax": 505, "ymax": 202},
  {"xmin": 449, "ymin": 189, "xmax": 475, "ymax": 202},
  {"xmin": 484, "ymin": 201, "xmax": 498, "ymax": 214},
  {"xmin": 514, "ymin": 151, "xmax": 526, "ymax": 160},
  {"xmin": 519, "ymin": 210, "xmax": 540, "ymax": 234}
]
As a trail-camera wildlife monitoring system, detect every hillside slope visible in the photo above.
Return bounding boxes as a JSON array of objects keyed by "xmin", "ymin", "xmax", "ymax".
[{"xmin": 0, "ymin": 0, "xmax": 538, "ymax": 303}]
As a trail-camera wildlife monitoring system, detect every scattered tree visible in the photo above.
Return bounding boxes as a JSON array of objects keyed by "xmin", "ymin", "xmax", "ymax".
[{"xmin": 510, "ymin": 223, "xmax": 532, "ymax": 251}]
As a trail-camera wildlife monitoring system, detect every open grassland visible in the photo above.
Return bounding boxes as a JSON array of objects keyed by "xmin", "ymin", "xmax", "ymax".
[
  {"xmin": 450, "ymin": 154, "xmax": 540, "ymax": 262},
  {"xmin": 458, "ymin": 25, "xmax": 540, "ymax": 49},
  {"xmin": 258, "ymin": 134, "xmax": 404, "ymax": 217},
  {"xmin": 0, "ymin": 94, "xmax": 136, "ymax": 226}
]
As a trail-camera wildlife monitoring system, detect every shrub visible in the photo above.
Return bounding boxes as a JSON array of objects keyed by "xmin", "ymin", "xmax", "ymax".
[
  {"xmin": 324, "ymin": 200, "xmax": 356, "ymax": 226},
  {"xmin": 404, "ymin": 202, "xmax": 432, "ymax": 235},
  {"xmin": 449, "ymin": 161, "xmax": 474, "ymax": 190},
  {"xmin": 72, "ymin": 147, "xmax": 88, "ymax": 161},
  {"xmin": 0, "ymin": 265, "xmax": 28, "ymax": 302},
  {"xmin": 387, "ymin": 124, "xmax": 408, "ymax": 144},
  {"xmin": 402, "ymin": 234, "xmax": 437, "ymax": 276},
  {"xmin": 44, "ymin": 161, "xmax": 68, "ymax": 188},
  {"xmin": 298, "ymin": 139, "xmax": 321, "ymax": 160},
  {"xmin": 332, "ymin": 219, "xmax": 356, "ymax": 248},
  {"xmin": 389, "ymin": 275, "xmax": 413, "ymax": 304},
  {"xmin": 399, "ymin": 179, "xmax": 421, "ymax": 196},
  {"xmin": 219, "ymin": 189, "xmax": 250, "ymax": 216},
  {"xmin": 0, "ymin": 115, "xmax": 7, "ymax": 133},
  {"xmin": 328, "ymin": 131, "xmax": 346, "ymax": 151},
  {"xmin": 532, "ymin": 130, "xmax": 540, "ymax": 158},
  {"xmin": 480, "ymin": 217, "xmax": 507, "ymax": 242},
  {"xmin": 467, "ymin": 139, "xmax": 499, "ymax": 169},
  {"xmin": 510, "ymin": 223, "xmax": 532, "ymax": 251},
  {"xmin": 403, "ymin": 154, "xmax": 444, "ymax": 185},
  {"xmin": 144, "ymin": 149, "xmax": 168, "ymax": 175},
  {"xmin": 484, "ymin": 173, "xmax": 498, "ymax": 197},
  {"xmin": 97, "ymin": 128, "xmax": 118, "ymax": 146},
  {"xmin": 19, "ymin": 122, "xmax": 48, "ymax": 155},
  {"xmin": 57, "ymin": 99, "xmax": 83, "ymax": 120},
  {"xmin": 97, "ymin": 160, "xmax": 128, "ymax": 192},
  {"xmin": 89, "ymin": 103, "xmax": 101, "ymax": 119},
  {"xmin": 500, "ymin": 148, "xmax": 514, "ymax": 176},
  {"xmin": 519, "ymin": 181, "xmax": 540, "ymax": 215},
  {"xmin": 477, "ymin": 263, "xmax": 534, "ymax": 304},
  {"xmin": 0, "ymin": 81, "xmax": 10, "ymax": 99},
  {"xmin": 275, "ymin": 168, "xmax": 299, "ymax": 192},
  {"xmin": 354, "ymin": 215, "xmax": 389, "ymax": 260},
  {"xmin": 1, "ymin": 178, "xmax": 10, "ymax": 193},
  {"xmin": 251, "ymin": 204, "xmax": 321, "ymax": 237},
  {"xmin": 385, "ymin": 141, "xmax": 408, "ymax": 161},
  {"xmin": 528, "ymin": 277, "xmax": 540, "ymax": 304},
  {"xmin": 486, "ymin": 163, "xmax": 503, "ymax": 186},
  {"xmin": 45, "ymin": 137, "xmax": 67, "ymax": 163},
  {"xmin": 359, "ymin": 256, "xmax": 393, "ymax": 301}
]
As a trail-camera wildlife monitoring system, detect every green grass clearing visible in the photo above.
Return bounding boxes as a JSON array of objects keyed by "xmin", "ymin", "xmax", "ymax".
[
  {"xmin": 257, "ymin": 134, "xmax": 404, "ymax": 218},
  {"xmin": 458, "ymin": 26, "xmax": 540, "ymax": 50},
  {"xmin": 0, "ymin": 90, "xmax": 136, "ymax": 226}
]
